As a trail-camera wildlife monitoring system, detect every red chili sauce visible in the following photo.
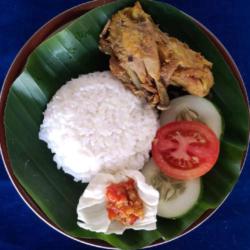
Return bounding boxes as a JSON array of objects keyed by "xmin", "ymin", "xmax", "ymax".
[{"xmin": 106, "ymin": 178, "xmax": 144, "ymax": 225}]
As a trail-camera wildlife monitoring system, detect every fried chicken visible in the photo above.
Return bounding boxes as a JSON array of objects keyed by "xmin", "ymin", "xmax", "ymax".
[{"xmin": 99, "ymin": 2, "xmax": 214, "ymax": 109}]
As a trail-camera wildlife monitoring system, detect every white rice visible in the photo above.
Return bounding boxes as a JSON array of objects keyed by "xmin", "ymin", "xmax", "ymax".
[{"xmin": 39, "ymin": 71, "xmax": 159, "ymax": 182}]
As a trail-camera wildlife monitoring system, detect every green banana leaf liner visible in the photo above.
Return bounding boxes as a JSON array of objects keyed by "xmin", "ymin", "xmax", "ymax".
[{"xmin": 3, "ymin": 0, "xmax": 249, "ymax": 249}]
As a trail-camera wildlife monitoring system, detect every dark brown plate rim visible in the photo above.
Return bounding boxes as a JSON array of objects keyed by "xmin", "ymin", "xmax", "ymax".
[{"xmin": 0, "ymin": 0, "xmax": 249, "ymax": 249}]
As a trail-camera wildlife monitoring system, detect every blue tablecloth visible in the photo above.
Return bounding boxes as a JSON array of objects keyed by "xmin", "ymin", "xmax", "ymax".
[{"xmin": 0, "ymin": 1, "xmax": 249, "ymax": 249}]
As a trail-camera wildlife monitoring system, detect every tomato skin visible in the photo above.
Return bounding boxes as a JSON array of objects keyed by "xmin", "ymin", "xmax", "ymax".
[{"xmin": 152, "ymin": 121, "xmax": 220, "ymax": 180}]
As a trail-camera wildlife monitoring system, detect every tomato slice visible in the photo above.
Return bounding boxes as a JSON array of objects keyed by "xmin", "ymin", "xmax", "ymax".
[{"xmin": 152, "ymin": 121, "xmax": 220, "ymax": 180}]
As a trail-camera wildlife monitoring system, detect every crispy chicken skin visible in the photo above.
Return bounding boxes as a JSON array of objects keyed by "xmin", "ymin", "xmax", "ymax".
[{"xmin": 99, "ymin": 2, "xmax": 214, "ymax": 109}]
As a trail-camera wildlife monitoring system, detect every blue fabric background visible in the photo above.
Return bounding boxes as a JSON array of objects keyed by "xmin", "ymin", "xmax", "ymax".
[{"xmin": 0, "ymin": 0, "xmax": 249, "ymax": 249}]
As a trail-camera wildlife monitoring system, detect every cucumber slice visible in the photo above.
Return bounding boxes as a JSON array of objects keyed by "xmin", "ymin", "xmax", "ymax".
[
  {"xmin": 142, "ymin": 159, "xmax": 201, "ymax": 218},
  {"xmin": 160, "ymin": 95, "xmax": 223, "ymax": 138}
]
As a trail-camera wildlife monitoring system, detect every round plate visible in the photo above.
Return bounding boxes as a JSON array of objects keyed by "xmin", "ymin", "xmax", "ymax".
[{"xmin": 0, "ymin": 0, "xmax": 249, "ymax": 249}]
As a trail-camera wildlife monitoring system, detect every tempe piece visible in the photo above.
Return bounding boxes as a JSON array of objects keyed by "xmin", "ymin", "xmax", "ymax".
[{"xmin": 99, "ymin": 2, "xmax": 214, "ymax": 109}]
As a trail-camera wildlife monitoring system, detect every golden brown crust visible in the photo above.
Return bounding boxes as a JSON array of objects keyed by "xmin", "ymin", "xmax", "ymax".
[{"xmin": 99, "ymin": 2, "xmax": 214, "ymax": 108}]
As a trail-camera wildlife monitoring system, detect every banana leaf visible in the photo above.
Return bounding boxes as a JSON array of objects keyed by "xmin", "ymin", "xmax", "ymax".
[{"xmin": 4, "ymin": 0, "xmax": 249, "ymax": 249}]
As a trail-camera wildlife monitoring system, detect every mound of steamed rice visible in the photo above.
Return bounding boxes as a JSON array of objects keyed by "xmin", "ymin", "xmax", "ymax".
[{"xmin": 39, "ymin": 71, "xmax": 159, "ymax": 182}]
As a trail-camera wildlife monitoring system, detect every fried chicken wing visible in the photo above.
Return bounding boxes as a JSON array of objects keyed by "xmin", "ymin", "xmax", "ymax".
[{"xmin": 99, "ymin": 2, "xmax": 214, "ymax": 109}]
